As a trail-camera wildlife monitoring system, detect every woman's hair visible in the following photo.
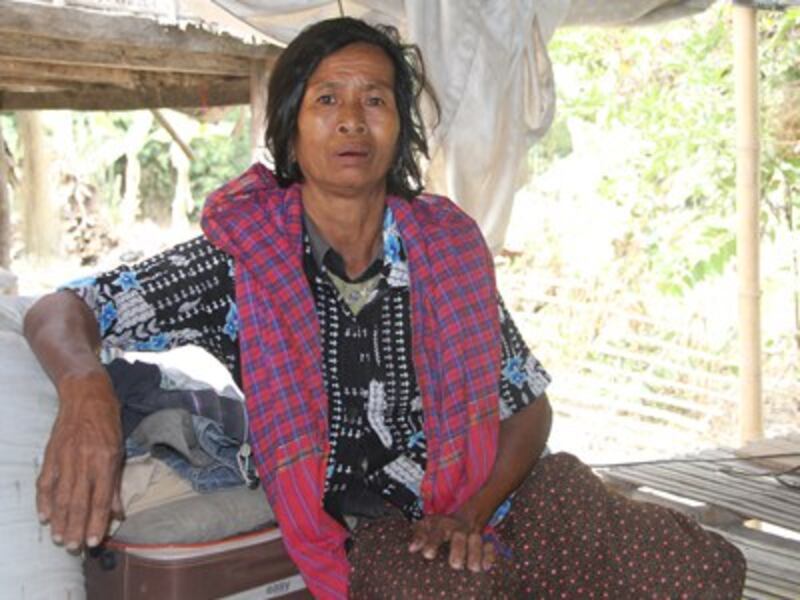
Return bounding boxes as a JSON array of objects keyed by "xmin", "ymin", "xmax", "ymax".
[{"xmin": 265, "ymin": 17, "xmax": 439, "ymax": 200}]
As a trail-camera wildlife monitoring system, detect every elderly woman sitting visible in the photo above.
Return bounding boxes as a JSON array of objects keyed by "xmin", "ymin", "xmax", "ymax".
[{"xmin": 24, "ymin": 17, "xmax": 745, "ymax": 599}]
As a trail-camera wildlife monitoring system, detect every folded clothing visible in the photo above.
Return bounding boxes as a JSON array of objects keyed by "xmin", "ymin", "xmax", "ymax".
[
  {"xmin": 125, "ymin": 408, "xmax": 258, "ymax": 492},
  {"xmin": 106, "ymin": 358, "xmax": 246, "ymax": 442},
  {"xmin": 117, "ymin": 454, "xmax": 196, "ymax": 520},
  {"xmin": 106, "ymin": 358, "xmax": 270, "ymax": 545}
]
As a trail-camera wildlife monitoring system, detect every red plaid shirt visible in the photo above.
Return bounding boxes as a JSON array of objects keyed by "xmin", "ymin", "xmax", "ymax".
[{"xmin": 202, "ymin": 164, "xmax": 500, "ymax": 599}]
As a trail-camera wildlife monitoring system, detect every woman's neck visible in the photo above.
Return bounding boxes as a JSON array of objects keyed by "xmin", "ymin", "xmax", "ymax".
[{"xmin": 301, "ymin": 183, "xmax": 385, "ymax": 279}]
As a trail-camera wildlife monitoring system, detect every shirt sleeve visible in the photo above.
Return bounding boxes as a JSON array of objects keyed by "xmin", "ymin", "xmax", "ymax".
[
  {"xmin": 60, "ymin": 235, "xmax": 241, "ymax": 380},
  {"xmin": 497, "ymin": 295, "xmax": 551, "ymax": 420}
]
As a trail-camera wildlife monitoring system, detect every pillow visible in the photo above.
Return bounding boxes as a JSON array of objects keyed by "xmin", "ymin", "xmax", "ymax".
[
  {"xmin": 0, "ymin": 295, "xmax": 86, "ymax": 598},
  {"xmin": 111, "ymin": 485, "xmax": 275, "ymax": 545}
]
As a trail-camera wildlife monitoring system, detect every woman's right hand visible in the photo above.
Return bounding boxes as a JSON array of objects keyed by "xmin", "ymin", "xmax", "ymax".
[
  {"xmin": 24, "ymin": 291, "xmax": 124, "ymax": 551},
  {"xmin": 36, "ymin": 370, "xmax": 123, "ymax": 551}
]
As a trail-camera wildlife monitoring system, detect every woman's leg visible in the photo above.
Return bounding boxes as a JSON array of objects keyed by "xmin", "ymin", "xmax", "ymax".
[
  {"xmin": 495, "ymin": 453, "xmax": 746, "ymax": 598},
  {"xmin": 348, "ymin": 514, "xmax": 520, "ymax": 599}
]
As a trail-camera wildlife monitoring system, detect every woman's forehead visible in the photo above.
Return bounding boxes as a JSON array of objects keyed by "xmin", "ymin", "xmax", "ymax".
[{"xmin": 308, "ymin": 43, "xmax": 395, "ymax": 88}]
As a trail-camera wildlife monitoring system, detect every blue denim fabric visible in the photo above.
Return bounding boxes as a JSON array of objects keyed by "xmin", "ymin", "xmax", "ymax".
[{"xmin": 126, "ymin": 412, "xmax": 257, "ymax": 493}]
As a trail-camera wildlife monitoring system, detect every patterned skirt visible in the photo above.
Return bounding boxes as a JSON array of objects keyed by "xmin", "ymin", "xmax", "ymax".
[{"xmin": 349, "ymin": 453, "xmax": 746, "ymax": 599}]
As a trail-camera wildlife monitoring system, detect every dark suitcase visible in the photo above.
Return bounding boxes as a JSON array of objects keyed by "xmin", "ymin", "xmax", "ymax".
[{"xmin": 85, "ymin": 525, "xmax": 313, "ymax": 599}]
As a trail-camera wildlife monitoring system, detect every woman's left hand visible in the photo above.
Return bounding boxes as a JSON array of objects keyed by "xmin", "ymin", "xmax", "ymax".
[
  {"xmin": 408, "ymin": 514, "xmax": 495, "ymax": 572},
  {"xmin": 407, "ymin": 398, "xmax": 551, "ymax": 575}
]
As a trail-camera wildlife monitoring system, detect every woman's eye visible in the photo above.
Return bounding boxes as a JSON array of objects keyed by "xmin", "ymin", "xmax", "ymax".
[
  {"xmin": 366, "ymin": 96, "xmax": 385, "ymax": 106},
  {"xmin": 317, "ymin": 94, "xmax": 335, "ymax": 105}
]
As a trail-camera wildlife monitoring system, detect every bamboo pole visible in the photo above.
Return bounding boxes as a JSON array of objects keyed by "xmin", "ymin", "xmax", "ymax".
[
  {"xmin": 151, "ymin": 109, "xmax": 195, "ymax": 162},
  {"xmin": 733, "ymin": 4, "xmax": 763, "ymax": 444}
]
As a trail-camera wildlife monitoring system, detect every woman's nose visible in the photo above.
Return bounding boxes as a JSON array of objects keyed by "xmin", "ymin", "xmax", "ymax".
[{"xmin": 337, "ymin": 104, "xmax": 367, "ymax": 135}]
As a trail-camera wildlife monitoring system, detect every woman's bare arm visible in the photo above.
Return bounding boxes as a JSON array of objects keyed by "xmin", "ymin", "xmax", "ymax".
[
  {"xmin": 23, "ymin": 291, "xmax": 123, "ymax": 551},
  {"xmin": 455, "ymin": 394, "xmax": 552, "ymax": 530},
  {"xmin": 409, "ymin": 394, "xmax": 552, "ymax": 572}
]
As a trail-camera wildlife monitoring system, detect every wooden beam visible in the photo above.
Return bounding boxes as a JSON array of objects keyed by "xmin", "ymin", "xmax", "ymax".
[
  {"xmin": 0, "ymin": 79, "xmax": 70, "ymax": 93},
  {"xmin": 0, "ymin": 79, "xmax": 250, "ymax": 111},
  {"xmin": 0, "ymin": 31, "xmax": 256, "ymax": 76},
  {"xmin": 0, "ymin": 59, "xmax": 141, "ymax": 89},
  {"xmin": 0, "ymin": 59, "xmax": 255, "ymax": 95},
  {"xmin": 0, "ymin": 1, "xmax": 280, "ymax": 61}
]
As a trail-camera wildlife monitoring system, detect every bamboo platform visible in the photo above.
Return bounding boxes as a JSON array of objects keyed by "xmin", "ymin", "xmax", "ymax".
[{"xmin": 597, "ymin": 434, "xmax": 800, "ymax": 600}]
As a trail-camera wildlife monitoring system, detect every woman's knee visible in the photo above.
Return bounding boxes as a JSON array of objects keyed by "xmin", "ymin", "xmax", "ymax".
[{"xmin": 349, "ymin": 516, "xmax": 498, "ymax": 599}]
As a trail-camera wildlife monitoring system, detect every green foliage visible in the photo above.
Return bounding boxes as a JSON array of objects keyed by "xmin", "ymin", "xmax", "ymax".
[
  {"xmin": 189, "ymin": 108, "xmax": 251, "ymax": 215},
  {"xmin": 137, "ymin": 138, "xmax": 176, "ymax": 224},
  {"xmin": 0, "ymin": 113, "xmax": 18, "ymax": 150},
  {"xmin": 537, "ymin": 5, "xmax": 799, "ymax": 296},
  {"xmin": 3, "ymin": 107, "xmax": 252, "ymax": 227},
  {"xmin": 760, "ymin": 9, "xmax": 800, "ymax": 232}
]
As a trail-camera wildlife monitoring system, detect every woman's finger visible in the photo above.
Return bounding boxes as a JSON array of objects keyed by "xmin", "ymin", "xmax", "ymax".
[
  {"xmin": 85, "ymin": 438, "xmax": 122, "ymax": 546},
  {"xmin": 448, "ymin": 530, "xmax": 468, "ymax": 569},
  {"xmin": 35, "ymin": 451, "xmax": 58, "ymax": 523},
  {"xmin": 48, "ymin": 453, "xmax": 76, "ymax": 545},
  {"xmin": 422, "ymin": 528, "xmax": 445, "ymax": 559},
  {"xmin": 85, "ymin": 469, "xmax": 114, "ymax": 547},
  {"xmin": 63, "ymin": 470, "xmax": 90, "ymax": 551},
  {"xmin": 466, "ymin": 532, "xmax": 484, "ymax": 572},
  {"xmin": 409, "ymin": 518, "xmax": 431, "ymax": 552},
  {"xmin": 481, "ymin": 539, "xmax": 496, "ymax": 571}
]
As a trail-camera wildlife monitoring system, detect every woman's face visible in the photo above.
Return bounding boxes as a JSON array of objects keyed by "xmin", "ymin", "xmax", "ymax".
[{"xmin": 294, "ymin": 42, "xmax": 400, "ymax": 198}]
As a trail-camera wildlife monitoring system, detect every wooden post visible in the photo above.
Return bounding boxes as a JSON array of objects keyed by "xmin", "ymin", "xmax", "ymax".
[
  {"xmin": 733, "ymin": 4, "xmax": 763, "ymax": 444},
  {"xmin": 0, "ymin": 122, "xmax": 10, "ymax": 268},
  {"xmin": 250, "ymin": 59, "xmax": 269, "ymax": 164},
  {"xmin": 18, "ymin": 111, "xmax": 59, "ymax": 260}
]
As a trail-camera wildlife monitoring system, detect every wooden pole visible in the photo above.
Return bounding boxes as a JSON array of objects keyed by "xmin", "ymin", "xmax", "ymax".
[
  {"xmin": 250, "ymin": 59, "xmax": 269, "ymax": 164},
  {"xmin": 733, "ymin": 4, "xmax": 763, "ymax": 444},
  {"xmin": 151, "ymin": 109, "xmax": 195, "ymax": 162}
]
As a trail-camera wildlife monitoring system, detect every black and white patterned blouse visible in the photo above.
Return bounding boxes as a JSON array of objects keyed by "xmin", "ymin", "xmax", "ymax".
[{"xmin": 64, "ymin": 212, "xmax": 550, "ymax": 524}]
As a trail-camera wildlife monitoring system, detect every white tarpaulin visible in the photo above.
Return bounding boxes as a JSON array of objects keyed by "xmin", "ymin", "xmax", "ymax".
[{"xmin": 199, "ymin": 0, "xmax": 715, "ymax": 252}]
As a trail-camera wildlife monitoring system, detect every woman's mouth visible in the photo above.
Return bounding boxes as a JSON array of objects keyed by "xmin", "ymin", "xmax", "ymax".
[
  {"xmin": 336, "ymin": 145, "xmax": 370, "ymax": 159},
  {"xmin": 334, "ymin": 152, "xmax": 370, "ymax": 168}
]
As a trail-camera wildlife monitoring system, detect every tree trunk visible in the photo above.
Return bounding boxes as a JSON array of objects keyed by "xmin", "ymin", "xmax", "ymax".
[
  {"xmin": 18, "ymin": 111, "xmax": 60, "ymax": 260},
  {"xmin": 119, "ymin": 111, "xmax": 153, "ymax": 229},
  {"xmin": 0, "ymin": 123, "xmax": 11, "ymax": 268},
  {"xmin": 170, "ymin": 141, "xmax": 191, "ymax": 230}
]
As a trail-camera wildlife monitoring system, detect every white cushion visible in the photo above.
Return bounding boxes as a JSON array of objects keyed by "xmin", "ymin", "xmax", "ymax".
[{"xmin": 0, "ymin": 296, "xmax": 85, "ymax": 599}]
